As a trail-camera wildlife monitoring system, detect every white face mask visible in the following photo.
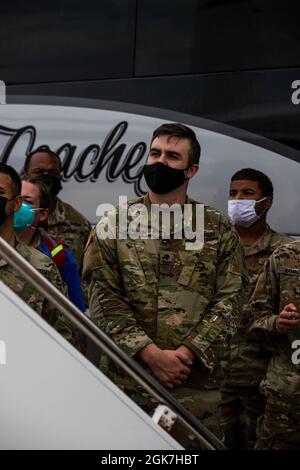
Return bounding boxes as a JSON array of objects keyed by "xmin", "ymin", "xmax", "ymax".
[{"xmin": 228, "ymin": 198, "xmax": 267, "ymax": 228}]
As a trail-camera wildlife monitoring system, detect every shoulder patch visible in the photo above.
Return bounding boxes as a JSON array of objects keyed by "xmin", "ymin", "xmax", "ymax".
[
  {"xmin": 204, "ymin": 230, "xmax": 217, "ymax": 240},
  {"xmin": 82, "ymin": 230, "xmax": 103, "ymax": 278}
]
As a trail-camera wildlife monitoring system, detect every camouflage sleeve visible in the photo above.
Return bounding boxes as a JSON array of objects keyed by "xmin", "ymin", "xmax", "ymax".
[
  {"xmin": 183, "ymin": 220, "xmax": 248, "ymax": 371},
  {"xmin": 82, "ymin": 229, "xmax": 153, "ymax": 357},
  {"xmin": 250, "ymin": 252, "xmax": 280, "ymax": 334},
  {"xmin": 42, "ymin": 262, "xmax": 75, "ymax": 343}
]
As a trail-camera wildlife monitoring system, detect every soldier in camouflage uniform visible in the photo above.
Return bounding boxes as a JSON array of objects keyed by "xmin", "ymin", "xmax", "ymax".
[
  {"xmin": 83, "ymin": 123, "xmax": 247, "ymax": 447},
  {"xmin": 250, "ymin": 242, "xmax": 300, "ymax": 450},
  {"xmin": 23, "ymin": 147, "xmax": 91, "ymax": 271},
  {"xmin": 0, "ymin": 162, "xmax": 73, "ymax": 342},
  {"xmin": 221, "ymin": 168, "xmax": 292, "ymax": 449}
]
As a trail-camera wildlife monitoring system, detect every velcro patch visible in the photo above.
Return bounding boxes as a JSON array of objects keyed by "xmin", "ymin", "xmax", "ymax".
[
  {"xmin": 204, "ymin": 230, "xmax": 217, "ymax": 241},
  {"xmin": 278, "ymin": 267, "xmax": 300, "ymax": 276}
]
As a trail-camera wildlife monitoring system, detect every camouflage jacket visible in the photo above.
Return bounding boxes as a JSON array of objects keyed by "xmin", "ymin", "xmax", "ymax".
[
  {"xmin": 83, "ymin": 195, "xmax": 247, "ymax": 390},
  {"xmin": 0, "ymin": 240, "xmax": 73, "ymax": 341},
  {"xmin": 47, "ymin": 197, "xmax": 91, "ymax": 270},
  {"xmin": 223, "ymin": 227, "xmax": 292, "ymax": 386},
  {"xmin": 240, "ymin": 226, "xmax": 292, "ymax": 331},
  {"xmin": 250, "ymin": 241, "xmax": 300, "ymax": 403}
]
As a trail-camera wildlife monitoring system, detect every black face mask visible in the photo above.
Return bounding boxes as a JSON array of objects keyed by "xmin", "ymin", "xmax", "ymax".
[
  {"xmin": 143, "ymin": 162, "xmax": 188, "ymax": 194},
  {"xmin": 0, "ymin": 195, "xmax": 14, "ymax": 226},
  {"xmin": 38, "ymin": 174, "xmax": 62, "ymax": 198}
]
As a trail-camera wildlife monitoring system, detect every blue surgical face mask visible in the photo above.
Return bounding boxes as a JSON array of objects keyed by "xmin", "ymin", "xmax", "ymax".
[{"xmin": 13, "ymin": 202, "xmax": 40, "ymax": 231}]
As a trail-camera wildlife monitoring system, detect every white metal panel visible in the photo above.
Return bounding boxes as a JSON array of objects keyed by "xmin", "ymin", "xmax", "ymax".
[{"xmin": 0, "ymin": 281, "xmax": 181, "ymax": 450}]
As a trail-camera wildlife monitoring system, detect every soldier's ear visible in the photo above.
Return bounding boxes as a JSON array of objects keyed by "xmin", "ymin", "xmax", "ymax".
[
  {"xmin": 39, "ymin": 208, "xmax": 49, "ymax": 223},
  {"xmin": 265, "ymin": 196, "xmax": 273, "ymax": 210},
  {"xmin": 14, "ymin": 195, "xmax": 22, "ymax": 212}
]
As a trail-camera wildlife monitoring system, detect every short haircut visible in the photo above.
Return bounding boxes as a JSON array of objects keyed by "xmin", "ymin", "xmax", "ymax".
[
  {"xmin": 0, "ymin": 162, "xmax": 21, "ymax": 196},
  {"xmin": 21, "ymin": 174, "xmax": 52, "ymax": 209},
  {"xmin": 231, "ymin": 168, "xmax": 274, "ymax": 198},
  {"xmin": 151, "ymin": 122, "xmax": 201, "ymax": 166},
  {"xmin": 23, "ymin": 146, "xmax": 62, "ymax": 173}
]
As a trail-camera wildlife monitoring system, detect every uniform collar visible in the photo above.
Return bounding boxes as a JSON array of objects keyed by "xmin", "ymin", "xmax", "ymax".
[
  {"xmin": 136, "ymin": 193, "xmax": 194, "ymax": 236},
  {"xmin": 243, "ymin": 225, "xmax": 273, "ymax": 257},
  {"xmin": 143, "ymin": 193, "xmax": 192, "ymax": 209},
  {"xmin": 48, "ymin": 197, "xmax": 66, "ymax": 225}
]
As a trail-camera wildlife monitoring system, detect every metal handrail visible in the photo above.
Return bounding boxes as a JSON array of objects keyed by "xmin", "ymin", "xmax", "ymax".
[{"xmin": 0, "ymin": 236, "xmax": 226, "ymax": 450}]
